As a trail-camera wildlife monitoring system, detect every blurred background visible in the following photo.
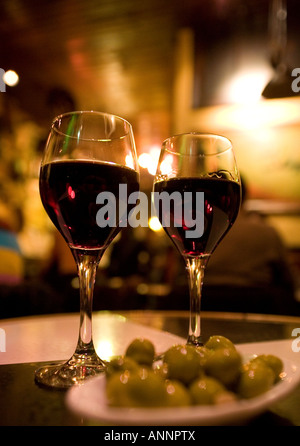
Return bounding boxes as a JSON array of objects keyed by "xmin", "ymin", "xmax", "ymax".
[{"xmin": 0, "ymin": 0, "xmax": 299, "ymax": 317}]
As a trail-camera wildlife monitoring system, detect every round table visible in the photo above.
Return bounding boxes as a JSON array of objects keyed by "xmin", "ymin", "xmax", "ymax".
[{"xmin": 0, "ymin": 310, "xmax": 300, "ymax": 426}]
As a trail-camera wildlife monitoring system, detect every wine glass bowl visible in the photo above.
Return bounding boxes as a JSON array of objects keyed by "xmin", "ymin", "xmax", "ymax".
[
  {"xmin": 153, "ymin": 133, "xmax": 240, "ymax": 346},
  {"xmin": 35, "ymin": 111, "xmax": 139, "ymax": 388}
]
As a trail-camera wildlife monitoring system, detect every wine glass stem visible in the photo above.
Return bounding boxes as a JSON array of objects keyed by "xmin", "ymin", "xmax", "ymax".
[
  {"xmin": 185, "ymin": 256, "xmax": 209, "ymax": 346},
  {"xmin": 71, "ymin": 250, "xmax": 102, "ymax": 363}
]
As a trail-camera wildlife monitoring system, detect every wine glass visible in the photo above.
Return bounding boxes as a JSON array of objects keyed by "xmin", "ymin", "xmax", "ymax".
[
  {"xmin": 35, "ymin": 111, "xmax": 139, "ymax": 388},
  {"xmin": 153, "ymin": 133, "xmax": 240, "ymax": 346}
]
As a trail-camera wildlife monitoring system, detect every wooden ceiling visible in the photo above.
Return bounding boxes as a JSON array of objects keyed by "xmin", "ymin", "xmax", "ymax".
[
  {"xmin": 0, "ymin": 0, "xmax": 299, "ymax": 130},
  {"xmin": 0, "ymin": 0, "xmax": 181, "ymax": 125}
]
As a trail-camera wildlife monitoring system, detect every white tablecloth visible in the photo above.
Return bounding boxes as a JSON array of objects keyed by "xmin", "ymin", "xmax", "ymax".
[
  {"xmin": 0, "ymin": 312, "xmax": 299, "ymax": 367},
  {"xmin": 0, "ymin": 312, "xmax": 184, "ymax": 365}
]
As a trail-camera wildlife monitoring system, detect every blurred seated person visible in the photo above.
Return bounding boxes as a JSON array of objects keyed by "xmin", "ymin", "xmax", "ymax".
[
  {"xmin": 0, "ymin": 202, "xmax": 24, "ymax": 285},
  {"xmin": 0, "ymin": 201, "xmax": 66, "ymax": 318},
  {"xmin": 46, "ymin": 87, "xmax": 76, "ymax": 120},
  {"xmin": 203, "ymin": 178, "xmax": 298, "ymax": 315}
]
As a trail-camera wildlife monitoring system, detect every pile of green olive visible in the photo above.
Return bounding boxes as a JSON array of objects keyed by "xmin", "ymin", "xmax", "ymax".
[{"xmin": 105, "ymin": 336, "xmax": 283, "ymax": 408}]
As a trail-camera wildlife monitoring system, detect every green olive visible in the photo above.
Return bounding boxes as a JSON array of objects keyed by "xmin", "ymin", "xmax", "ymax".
[
  {"xmin": 196, "ymin": 346, "xmax": 213, "ymax": 367},
  {"xmin": 189, "ymin": 376, "xmax": 227, "ymax": 405},
  {"xmin": 125, "ymin": 338, "xmax": 155, "ymax": 366},
  {"xmin": 126, "ymin": 367, "xmax": 167, "ymax": 407},
  {"xmin": 204, "ymin": 347, "xmax": 242, "ymax": 388},
  {"xmin": 205, "ymin": 335, "xmax": 236, "ymax": 351},
  {"xmin": 106, "ymin": 367, "xmax": 167, "ymax": 407},
  {"xmin": 106, "ymin": 337, "xmax": 283, "ymax": 408},
  {"xmin": 164, "ymin": 380, "xmax": 191, "ymax": 407},
  {"xmin": 105, "ymin": 356, "xmax": 139, "ymax": 380},
  {"xmin": 250, "ymin": 355, "xmax": 283, "ymax": 382},
  {"xmin": 153, "ymin": 361, "xmax": 169, "ymax": 380},
  {"xmin": 237, "ymin": 361, "xmax": 275, "ymax": 399},
  {"xmin": 106, "ymin": 370, "xmax": 132, "ymax": 407},
  {"xmin": 163, "ymin": 344, "xmax": 203, "ymax": 385}
]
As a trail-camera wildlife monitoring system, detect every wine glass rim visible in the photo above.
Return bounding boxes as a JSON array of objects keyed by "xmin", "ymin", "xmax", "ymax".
[
  {"xmin": 162, "ymin": 132, "xmax": 233, "ymax": 156},
  {"xmin": 51, "ymin": 110, "xmax": 133, "ymax": 142}
]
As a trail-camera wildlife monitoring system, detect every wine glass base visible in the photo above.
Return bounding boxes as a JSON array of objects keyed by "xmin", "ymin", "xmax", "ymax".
[
  {"xmin": 35, "ymin": 357, "xmax": 106, "ymax": 389},
  {"xmin": 187, "ymin": 335, "xmax": 203, "ymax": 347}
]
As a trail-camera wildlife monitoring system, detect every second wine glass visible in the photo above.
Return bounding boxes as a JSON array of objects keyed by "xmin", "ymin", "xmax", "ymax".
[
  {"xmin": 153, "ymin": 133, "xmax": 240, "ymax": 346},
  {"xmin": 35, "ymin": 111, "xmax": 139, "ymax": 388}
]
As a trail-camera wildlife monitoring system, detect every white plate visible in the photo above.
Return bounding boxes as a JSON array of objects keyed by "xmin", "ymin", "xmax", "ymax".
[{"xmin": 66, "ymin": 343, "xmax": 300, "ymax": 426}]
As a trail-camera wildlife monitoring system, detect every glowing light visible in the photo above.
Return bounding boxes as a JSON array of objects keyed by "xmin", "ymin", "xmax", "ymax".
[
  {"xmin": 138, "ymin": 153, "xmax": 151, "ymax": 168},
  {"xmin": 67, "ymin": 186, "xmax": 75, "ymax": 199},
  {"xmin": 160, "ymin": 154, "xmax": 173, "ymax": 175},
  {"xmin": 223, "ymin": 100, "xmax": 300, "ymax": 130},
  {"xmin": 220, "ymin": 68, "xmax": 272, "ymax": 104},
  {"xmin": 194, "ymin": 97, "xmax": 300, "ymax": 132},
  {"xmin": 96, "ymin": 339, "xmax": 114, "ymax": 361},
  {"xmin": 125, "ymin": 154, "xmax": 134, "ymax": 169},
  {"xmin": 3, "ymin": 70, "xmax": 19, "ymax": 87},
  {"xmin": 148, "ymin": 216, "xmax": 162, "ymax": 232},
  {"xmin": 138, "ymin": 145, "xmax": 160, "ymax": 175}
]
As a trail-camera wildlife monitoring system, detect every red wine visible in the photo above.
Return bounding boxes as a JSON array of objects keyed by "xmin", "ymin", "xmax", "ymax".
[
  {"xmin": 40, "ymin": 160, "xmax": 139, "ymax": 250},
  {"xmin": 154, "ymin": 177, "xmax": 240, "ymax": 257}
]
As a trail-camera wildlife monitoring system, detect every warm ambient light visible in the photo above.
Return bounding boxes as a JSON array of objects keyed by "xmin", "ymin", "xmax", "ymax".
[
  {"xmin": 138, "ymin": 145, "xmax": 160, "ymax": 175},
  {"xmin": 148, "ymin": 216, "xmax": 162, "ymax": 232},
  {"xmin": 125, "ymin": 153, "xmax": 134, "ymax": 169},
  {"xmin": 160, "ymin": 155, "xmax": 173, "ymax": 175},
  {"xmin": 3, "ymin": 70, "xmax": 19, "ymax": 87},
  {"xmin": 96, "ymin": 339, "xmax": 114, "ymax": 361},
  {"xmin": 191, "ymin": 97, "xmax": 300, "ymax": 132},
  {"xmin": 224, "ymin": 99, "xmax": 300, "ymax": 130},
  {"xmin": 138, "ymin": 152, "xmax": 151, "ymax": 168},
  {"xmin": 221, "ymin": 68, "xmax": 272, "ymax": 104}
]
